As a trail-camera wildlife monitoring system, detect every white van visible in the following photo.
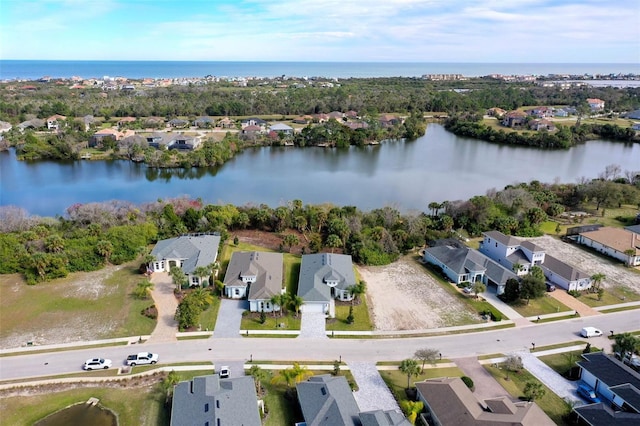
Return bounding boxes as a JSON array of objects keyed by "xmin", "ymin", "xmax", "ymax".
[{"xmin": 580, "ymin": 327, "xmax": 603, "ymax": 338}]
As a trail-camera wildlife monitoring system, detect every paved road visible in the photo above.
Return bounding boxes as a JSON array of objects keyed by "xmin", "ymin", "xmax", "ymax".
[{"xmin": 0, "ymin": 311, "xmax": 636, "ymax": 382}]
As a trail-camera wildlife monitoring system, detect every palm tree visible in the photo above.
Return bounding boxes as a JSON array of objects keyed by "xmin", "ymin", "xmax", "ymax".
[
  {"xmin": 289, "ymin": 294, "xmax": 304, "ymax": 317},
  {"xmin": 271, "ymin": 368, "xmax": 297, "ymax": 388},
  {"xmin": 347, "ymin": 280, "xmax": 367, "ymax": 305},
  {"xmin": 399, "ymin": 358, "xmax": 421, "ymax": 389},
  {"xmin": 590, "ymin": 273, "xmax": 606, "ymax": 291},
  {"xmin": 249, "ymin": 365, "xmax": 269, "ymax": 396},
  {"xmin": 44, "ymin": 235, "xmax": 64, "ymax": 253},
  {"xmin": 193, "ymin": 265, "xmax": 213, "ymax": 288},
  {"xmin": 134, "ymin": 279, "xmax": 154, "ymax": 299},
  {"xmin": 96, "ymin": 240, "xmax": 113, "ymax": 264},
  {"xmin": 512, "ymin": 263, "xmax": 524, "ymax": 275},
  {"xmin": 290, "ymin": 362, "xmax": 314, "ymax": 384},
  {"xmin": 269, "ymin": 294, "xmax": 283, "ymax": 318},
  {"xmin": 190, "ymin": 287, "xmax": 214, "ymax": 310},
  {"xmin": 326, "ymin": 234, "xmax": 342, "ymax": 253}
]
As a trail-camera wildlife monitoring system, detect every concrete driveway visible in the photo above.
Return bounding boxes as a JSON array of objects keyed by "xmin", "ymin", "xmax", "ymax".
[
  {"xmin": 299, "ymin": 311, "xmax": 327, "ymax": 339},
  {"xmin": 453, "ymin": 356, "xmax": 512, "ymax": 402},
  {"xmin": 348, "ymin": 362, "xmax": 400, "ymax": 412},
  {"xmin": 147, "ymin": 272, "xmax": 178, "ymax": 343},
  {"xmin": 213, "ymin": 299, "xmax": 247, "ymax": 338}
]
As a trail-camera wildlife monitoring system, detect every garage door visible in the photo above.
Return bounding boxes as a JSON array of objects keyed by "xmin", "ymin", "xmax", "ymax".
[{"xmin": 301, "ymin": 303, "xmax": 325, "ymax": 313}]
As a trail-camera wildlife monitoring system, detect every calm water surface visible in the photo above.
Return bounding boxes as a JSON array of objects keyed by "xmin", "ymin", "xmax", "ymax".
[{"xmin": 1, "ymin": 124, "xmax": 639, "ymax": 217}]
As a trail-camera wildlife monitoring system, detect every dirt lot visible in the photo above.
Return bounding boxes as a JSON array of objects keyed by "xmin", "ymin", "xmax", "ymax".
[
  {"xmin": 525, "ymin": 235, "xmax": 640, "ymax": 292},
  {"xmin": 357, "ymin": 255, "xmax": 481, "ymax": 331}
]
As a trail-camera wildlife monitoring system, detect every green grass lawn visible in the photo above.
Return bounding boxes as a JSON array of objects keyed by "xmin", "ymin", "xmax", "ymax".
[
  {"xmin": 241, "ymin": 311, "xmax": 301, "ymax": 330},
  {"xmin": 537, "ymin": 349, "xmax": 597, "ymax": 379},
  {"xmin": 0, "ymin": 260, "xmax": 157, "ymax": 343},
  {"xmin": 483, "ymin": 364, "xmax": 572, "ymax": 425},
  {"xmin": 380, "ymin": 367, "xmax": 465, "ymax": 407},
  {"xmin": 574, "ymin": 203, "xmax": 639, "ymax": 228},
  {"xmin": 508, "ymin": 294, "xmax": 572, "ymax": 317},
  {"xmin": 571, "ymin": 286, "xmax": 640, "ymax": 308},
  {"xmin": 326, "ymin": 300, "xmax": 373, "ymax": 331},
  {"xmin": 198, "ymin": 296, "xmax": 221, "ymax": 331}
]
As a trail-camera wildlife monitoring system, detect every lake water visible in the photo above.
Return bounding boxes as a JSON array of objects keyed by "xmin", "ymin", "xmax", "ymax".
[
  {"xmin": 34, "ymin": 402, "xmax": 117, "ymax": 426},
  {"xmin": 1, "ymin": 124, "xmax": 639, "ymax": 217}
]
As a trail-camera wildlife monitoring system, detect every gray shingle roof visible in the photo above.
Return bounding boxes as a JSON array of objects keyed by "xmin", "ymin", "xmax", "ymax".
[
  {"xmin": 359, "ymin": 410, "xmax": 411, "ymax": 426},
  {"xmin": 578, "ymin": 352, "xmax": 640, "ymax": 394},
  {"xmin": 574, "ymin": 402, "xmax": 640, "ymax": 426},
  {"xmin": 542, "ymin": 254, "xmax": 590, "ymax": 281},
  {"xmin": 425, "ymin": 246, "xmax": 518, "ymax": 285},
  {"xmin": 170, "ymin": 375, "xmax": 261, "ymax": 426},
  {"xmin": 484, "ymin": 230, "xmax": 521, "ymax": 247},
  {"xmin": 151, "ymin": 235, "xmax": 221, "ymax": 274},
  {"xmin": 223, "ymin": 251, "xmax": 283, "ymax": 301},
  {"xmin": 296, "ymin": 375, "xmax": 361, "ymax": 426},
  {"xmin": 297, "ymin": 254, "xmax": 356, "ymax": 303}
]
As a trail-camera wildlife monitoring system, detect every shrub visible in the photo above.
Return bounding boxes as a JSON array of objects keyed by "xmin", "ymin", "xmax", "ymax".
[
  {"xmin": 461, "ymin": 376, "xmax": 474, "ymax": 389},
  {"xmin": 568, "ymin": 290, "xmax": 581, "ymax": 298}
]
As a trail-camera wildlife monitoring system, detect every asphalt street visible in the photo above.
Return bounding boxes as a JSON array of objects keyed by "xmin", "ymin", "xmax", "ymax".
[{"xmin": 0, "ymin": 311, "xmax": 635, "ymax": 382}]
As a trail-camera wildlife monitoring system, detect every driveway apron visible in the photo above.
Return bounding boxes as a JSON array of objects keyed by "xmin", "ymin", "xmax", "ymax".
[
  {"xmin": 348, "ymin": 362, "xmax": 401, "ymax": 412},
  {"xmin": 213, "ymin": 299, "xmax": 247, "ymax": 338},
  {"xmin": 298, "ymin": 312, "xmax": 328, "ymax": 339},
  {"xmin": 549, "ymin": 291, "xmax": 600, "ymax": 317},
  {"xmin": 147, "ymin": 272, "xmax": 179, "ymax": 343},
  {"xmin": 518, "ymin": 351, "xmax": 582, "ymax": 405}
]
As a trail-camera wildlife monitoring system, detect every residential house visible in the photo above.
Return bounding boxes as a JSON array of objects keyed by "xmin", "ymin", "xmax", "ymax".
[
  {"xmin": 297, "ymin": 253, "xmax": 356, "ymax": 317},
  {"xmin": 625, "ymin": 109, "xmax": 640, "ymax": 120},
  {"xmin": 240, "ymin": 117, "xmax": 268, "ymax": 130},
  {"xmin": 168, "ymin": 118, "xmax": 189, "ymax": 128},
  {"xmin": 573, "ymin": 352, "xmax": 640, "ymax": 426},
  {"xmin": 487, "ymin": 107, "xmax": 507, "ymax": 118},
  {"xmin": 346, "ymin": 110, "xmax": 359, "ymax": 119},
  {"xmin": 216, "ymin": 117, "xmax": 235, "ymax": 129},
  {"xmin": 296, "ymin": 375, "xmax": 411, "ymax": 426},
  {"xmin": 625, "ymin": 224, "xmax": 640, "ymax": 235},
  {"xmin": 144, "ymin": 117, "xmax": 165, "ymax": 128},
  {"xmin": 423, "ymin": 244, "xmax": 518, "ymax": 295},
  {"xmin": 117, "ymin": 117, "xmax": 137, "ymax": 127},
  {"xmin": 479, "ymin": 230, "xmax": 592, "ymax": 291},
  {"xmin": 145, "ymin": 132, "xmax": 169, "ymax": 149},
  {"xmin": 529, "ymin": 119, "xmax": 556, "ymax": 131},
  {"xmin": 223, "ymin": 251, "xmax": 283, "ymax": 312},
  {"xmin": 554, "ymin": 108, "xmax": 569, "ymax": 117},
  {"xmin": 587, "ymin": 98, "xmax": 605, "ymax": 111},
  {"xmin": 416, "ymin": 377, "xmax": 555, "ymax": 426},
  {"xmin": 170, "ymin": 375, "xmax": 261, "ymax": 426},
  {"xmin": 81, "ymin": 115, "xmax": 96, "ymax": 131},
  {"xmin": 194, "ymin": 116, "xmax": 214, "ymax": 128},
  {"xmin": 241, "ymin": 125, "xmax": 262, "ymax": 137},
  {"xmin": 502, "ymin": 111, "xmax": 527, "ymax": 127},
  {"xmin": 46, "ymin": 114, "xmax": 66, "ymax": 130},
  {"xmin": 269, "ymin": 123, "xmax": 294, "ymax": 135},
  {"xmin": 577, "ymin": 227, "xmax": 640, "ymax": 266},
  {"xmin": 379, "ymin": 114, "xmax": 401, "ymax": 128},
  {"xmin": 149, "ymin": 234, "xmax": 221, "ymax": 287},
  {"xmin": 631, "ymin": 123, "xmax": 640, "ymax": 132},
  {"xmin": 17, "ymin": 118, "xmax": 45, "ymax": 131},
  {"xmin": 168, "ymin": 134, "xmax": 201, "ymax": 151},
  {"xmin": 328, "ymin": 111, "xmax": 345, "ymax": 120},
  {"xmin": 292, "ymin": 115, "xmax": 312, "ymax": 125},
  {"xmin": 313, "ymin": 113, "xmax": 329, "ymax": 123},
  {"xmin": 345, "ymin": 121, "xmax": 369, "ymax": 130},
  {"xmin": 89, "ymin": 128, "xmax": 121, "ymax": 147},
  {"xmin": 526, "ymin": 107, "xmax": 555, "ymax": 118}
]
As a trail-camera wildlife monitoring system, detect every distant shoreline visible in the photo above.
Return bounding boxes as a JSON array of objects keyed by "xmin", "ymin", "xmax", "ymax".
[{"xmin": 1, "ymin": 60, "xmax": 639, "ymax": 81}]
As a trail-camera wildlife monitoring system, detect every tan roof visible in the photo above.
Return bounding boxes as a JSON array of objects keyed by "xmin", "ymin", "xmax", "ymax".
[
  {"xmin": 580, "ymin": 227, "xmax": 640, "ymax": 255},
  {"xmin": 416, "ymin": 377, "xmax": 555, "ymax": 426}
]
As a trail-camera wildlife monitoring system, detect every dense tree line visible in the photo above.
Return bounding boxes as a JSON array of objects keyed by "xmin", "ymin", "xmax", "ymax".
[{"xmin": 1, "ymin": 167, "xmax": 638, "ymax": 283}]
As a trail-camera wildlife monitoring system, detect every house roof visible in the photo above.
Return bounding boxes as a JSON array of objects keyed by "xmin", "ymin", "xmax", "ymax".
[
  {"xmin": 541, "ymin": 254, "xmax": 590, "ymax": 282},
  {"xmin": 610, "ymin": 383, "xmax": 640, "ymax": 413},
  {"xmin": 243, "ymin": 125, "xmax": 261, "ymax": 132},
  {"xmin": 296, "ymin": 375, "xmax": 361, "ymax": 426},
  {"xmin": 170, "ymin": 375, "xmax": 261, "ymax": 426},
  {"xmin": 579, "ymin": 227, "xmax": 640, "ymax": 256},
  {"xmin": 577, "ymin": 352, "xmax": 640, "ymax": 393},
  {"xmin": 241, "ymin": 117, "xmax": 267, "ymax": 124},
  {"xmin": 269, "ymin": 123, "xmax": 293, "ymax": 131},
  {"xmin": 624, "ymin": 224, "xmax": 640, "ymax": 235},
  {"xmin": 416, "ymin": 377, "xmax": 555, "ymax": 426},
  {"xmin": 425, "ymin": 245, "xmax": 518, "ymax": 285},
  {"xmin": 297, "ymin": 253, "xmax": 356, "ymax": 303},
  {"xmin": 223, "ymin": 251, "xmax": 283, "ymax": 301},
  {"xmin": 150, "ymin": 234, "xmax": 221, "ymax": 275},
  {"xmin": 574, "ymin": 402, "xmax": 640, "ymax": 426},
  {"xmin": 484, "ymin": 230, "xmax": 521, "ymax": 247},
  {"xmin": 359, "ymin": 410, "xmax": 411, "ymax": 426}
]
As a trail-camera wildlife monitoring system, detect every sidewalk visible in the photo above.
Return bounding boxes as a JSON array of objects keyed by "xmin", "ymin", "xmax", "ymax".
[{"xmin": 481, "ymin": 291, "xmax": 532, "ymax": 327}]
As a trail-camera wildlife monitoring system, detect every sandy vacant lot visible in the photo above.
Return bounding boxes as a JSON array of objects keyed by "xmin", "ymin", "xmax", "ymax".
[
  {"xmin": 526, "ymin": 235, "xmax": 640, "ymax": 293},
  {"xmin": 357, "ymin": 255, "xmax": 481, "ymax": 331}
]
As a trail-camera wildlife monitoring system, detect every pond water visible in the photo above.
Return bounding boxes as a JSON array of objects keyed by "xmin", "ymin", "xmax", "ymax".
[
  {"xmin": 1, "ymin": 124, "xmax": 638, "ymax": 216},
  {"xmin": 34, "ymin": 402, "xmax": 117, "ymax": 426}
]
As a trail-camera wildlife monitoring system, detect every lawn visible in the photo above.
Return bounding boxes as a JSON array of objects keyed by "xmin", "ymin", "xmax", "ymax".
[
  {"xmin": 380, "ymin": 367, "xmax": 465, "ymax": 407},
  {"xmin": 574, "ymin": 203, "xmax": 639, "ymax": 228},
  {"xmin": 326, "ymin": 300, "xmax": 373, "ymax": 331},
  {"xmin": 571, "ymin": 286, "xmax": 640, "ymax": 308},
  {"xmin": 508, "ymin": 294, "xmax": 572, "ymax": 317},
  {"xmin": 198, "ymin": 296, "xmax": 222, "ymax": 331},
  {"xmin": 241, "ymin": 311, "xmax": 301, "ymax": 330},
  {"xmin": 538, "ymin": 349, "xmax": 596, "ymax": 379},
  {"xmin": 484, "ymin": 364, "xmax": 572, "ymax": 425},
  {"xmin": 0, "ymin": 259, "xmax": 157, "ymax": 346}
]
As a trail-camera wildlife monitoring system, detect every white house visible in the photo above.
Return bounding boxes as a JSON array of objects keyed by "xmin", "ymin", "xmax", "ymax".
[
  {"xmin": 223, "ymin": 251, "xmax": 283, "ymax": 312},
  {"xmin": 149, "ymin": 234, "xmax": 221, "ymax": 287},
  {"xmin": 480, "ymin": 230, "xmax": 592, "ymax": 291},
  {"xmin": 577, "ymin": 227, "xmax": 640, "ymax": 267},
  {"xmin": 297, "ymin": 253, "xmax": 356, "ymax": 317}
]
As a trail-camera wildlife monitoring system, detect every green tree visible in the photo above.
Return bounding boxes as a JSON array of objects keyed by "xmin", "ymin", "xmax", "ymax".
[
  {"xmin": 189, "ymin": 287, "xmax": 214, "ymax": 311},
  {"xmin": 95, "ymin": 239, "xmax": 113, "ymax": 263},
  {"xmin": 590, "ymin": 273, "xmax": 606, "ymax": 291},
  {"xmin": 400, "ymin": 400, "xmax": 424, "ymax": 425},
  {"xmin": 399, "ymin": 358, "xmax": 421, "ymax": 389},
  {"xmin": 192, "ymin": 265, "xmax": 213, "ymax": 288},
  {"xmin": 44, "ymin": 234, "xmax": 64, "ymax": 253},
  {"xmin": 613, "ymin": 333, "xmax": 639, "ymax": 358},
  {"xmin": 175, "ymin": 296, "xmax": 201, "ymax": 330},
  {"xmin": 269, "ymin": 293, "xmax": 283, "ymax": 318},
  {"xmin": 162, "ymin": 370, "xmax": 181, "ymax": 403},
  {"xmin": 520, "ymin": 273, "xmax": 545, "ymax": 304},
  {"xmin": 249, "ymin": 365, "xmax": 269, "ymax": 396},
  {"xmin": 414, "ymin": 348, "xmax": 439, "ymax": 372},
  {"xmin": 282, "ymin": 233, "xmax": 299, "ymax": 252},
  {"xmin": 133, "ymin": 279, "xmax": 154, "ymax": 299},
  {"xmin": 326, "ymin": 234, "xmax": 342, "ymax": 253},
  {"xmin": 170, "ymin": 265, "xmax": 188, "ymax": 290},
  {"xmin": 523, "ymin": 381, "xmax": 545, "ymax": 401},
  {"xmin": 347, "ymin": 280, "xmax": 367, "ymax": 305},
  {"xmin": 289, "ymin": 294, "xmax": 304, "ymax": 317},
  {"xmin": 503, "ymin": 278, "xmax": 521, "ymax": 302},
  {"xmin": 472, "ymin": 282, "xmax": 486, "ymax": 299}
]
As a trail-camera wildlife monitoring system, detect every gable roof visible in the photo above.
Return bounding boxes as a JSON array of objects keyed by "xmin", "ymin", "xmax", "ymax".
[
  {"xmin": 541, "ymin": 254, "xmax": 590, "ymax": 282},
  {"xmin": 484, "ymin": 230, "xmax": 521, "ymax": 247},
  {"xmin": 269, "ymin": 123, "xmax": 293, "ymax": 131},
  {"xmin": 150, "ymin": 234, "xmax": 221, "ymax": 275},
  {"xmin": 578, "ymin": 352, "xmax": 640, "ymax": 392},
  {"xmin": 416, "ymin": 377, "xmax": 555, "ymax": 426},
  {"xmin": 425, "ymin": 245, "xmax": 518, "ymax": 284},
  {"xmin": 359, "ymin": 410, "xmax": 411, "ymax": 426},
  {"xmin": 574, "ymin": 402, "xmax": 640, "ymax": 426},
  {"xmin": 170, "ymin": 375, "xmax": 261, "ymax": 426},
  {"xmin": 580, "ymin": 227, "xmax": 640, "ymax": 255},
  {"xmin": 296, "ymin": 375, "xmax": 360, "ymax": 426},
  {"xmin": 297, "ymin": 253, "xmax": 356, "ymax": 303},
  {"xmin": 223, "ymin": 251, "xmax": 283, "ymax": 300}
]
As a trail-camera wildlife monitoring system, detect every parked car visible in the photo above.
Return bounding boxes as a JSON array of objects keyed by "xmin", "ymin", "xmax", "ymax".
[
  {"xmin": 545, "ymin": 283, "xmax": 556, "ymax": 292},
  {"xmin": 462, "ymin": 286, "xmax": 473, "ymax": 294},
  {"xmin": 218, "ymin": 365, "xmax": 230, "ymax": 378},
  {"xmin": 580, "ymin": 327, "xmax": 602, "ymax": 338},
  {"xmin": 615, "ymin": 352, "xmax": 640, "ymax": 370},
  {"xmin": 83, "ymin": 358, "xmax": 112, "ymax": 370},
  {"xmin": 126, "ymin": 352, "xmax": 159, "ymax": 366},
  {"xmin": 577, "ymin": 383, "xmax": 601, "ymax": 403}
]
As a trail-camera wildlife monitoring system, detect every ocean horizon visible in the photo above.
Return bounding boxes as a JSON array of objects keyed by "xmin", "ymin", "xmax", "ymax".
[{"xmin": 1, "ymin": 60, "xmax": 639, "ymax": 80}]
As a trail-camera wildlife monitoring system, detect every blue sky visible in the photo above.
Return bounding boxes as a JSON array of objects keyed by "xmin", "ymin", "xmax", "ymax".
[{"xmin": 1, "ymin": 0, "xmax": 639, "ymax": 62}]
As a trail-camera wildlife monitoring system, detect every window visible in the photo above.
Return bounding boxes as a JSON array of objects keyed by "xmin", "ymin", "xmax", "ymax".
[
  {"xmin": 495, "ymin": 242, "xmax": 498, "ymax": 247},
  {"xmin": 260, "ymin": 302, "xmax": 264, "ymax": 311},
  {"xmin": 205, "ymin": 403, "xmax": 209, "ymax": 412},
  {"xmin": 216, "ymin": 400, "xmax": 220, "ymax": 408},
  {"xmin": 234, "ymin": 289, "xmax": 240, "ymax": 296}
]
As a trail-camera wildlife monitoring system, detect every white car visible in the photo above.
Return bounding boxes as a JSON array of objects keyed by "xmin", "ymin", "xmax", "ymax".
[
  {"xmin": 218, "ymin": 366, "xmax": 230, "ymax": 378},
  {"xmin": 83, "ymin": 358, "xmax": 112, "ymax": 370},
  {"xmin": 126, "ymin": 352, "xmax": 159, "ymax": 366}
]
